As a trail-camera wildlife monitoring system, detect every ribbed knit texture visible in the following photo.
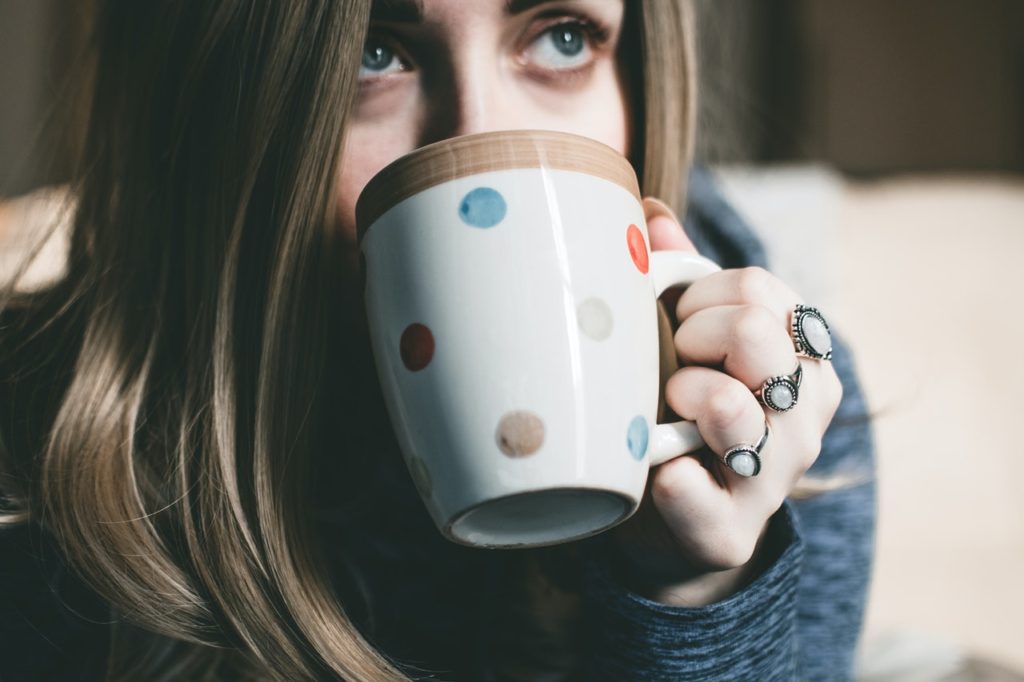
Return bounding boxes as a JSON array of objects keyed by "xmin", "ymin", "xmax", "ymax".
[{"xmin": 579, "ymin": 501, "xmax": 804, "ymax": 681}]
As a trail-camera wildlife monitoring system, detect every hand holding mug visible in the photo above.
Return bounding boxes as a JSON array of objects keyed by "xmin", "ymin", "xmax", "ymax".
[{"xmin": 604, "ymin": 197, "xmax": 845, "ymax": 605}]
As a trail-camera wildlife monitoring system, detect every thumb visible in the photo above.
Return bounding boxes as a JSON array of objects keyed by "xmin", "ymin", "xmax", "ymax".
[{"xmin": 643, "ymin": 196, "xmax": 698, "ymax": 253}]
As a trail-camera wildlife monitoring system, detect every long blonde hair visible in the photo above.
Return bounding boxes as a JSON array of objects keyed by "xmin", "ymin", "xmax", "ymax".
[{"xmin": 0, "ymin": 1, "xmax": 825, "ymax": 679}]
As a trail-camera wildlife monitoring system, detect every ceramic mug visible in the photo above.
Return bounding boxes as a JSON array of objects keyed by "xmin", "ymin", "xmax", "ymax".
[{"xmin": 356, "ymin": 129, "xmax": 721, "ymax": 549}]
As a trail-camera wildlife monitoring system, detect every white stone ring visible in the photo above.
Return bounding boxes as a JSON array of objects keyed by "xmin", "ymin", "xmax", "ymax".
[
  {"xmin": 756, "ymin": 361, "xmax": 803, "ymax": 413},
  {"xmin": 791, "ymin": 304, "xmax": 833, "ymax": 361},
  {"xmin": 723, "ymin": 421, "xmax": 770, "ymax": 477}
]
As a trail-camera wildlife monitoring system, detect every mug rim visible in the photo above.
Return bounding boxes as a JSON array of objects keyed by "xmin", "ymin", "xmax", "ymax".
[{"xmin": 355, "ymin": 129, "xmax": 641, "ymax": 242}]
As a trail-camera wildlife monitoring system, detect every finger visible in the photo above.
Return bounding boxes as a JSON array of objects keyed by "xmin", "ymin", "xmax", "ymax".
[
  {"xmin": 675, "ymin": 265, "xmax": 802, "ymax": 323},
  {"xmin": 674, "ymin": 304, "xmax": 799, "ymax": 391},
  {"xmin": 788, "ymin": 354, "xmax": 845, "ymax": 436},
  {"xmin": 643, "ymin": 196, "xmax": 697, "ymax": 253},
  {"xmin": 643, "ymin": 197, "xmax": 698, "ymax": 314},
  {"xmin": 663, "ymin": 366, "xmax": 775, "ymax": 488},
  {"xmin": 663, "ymin": 364, "xmax": 790, "ymax": 501},
  {"xmin": 643, "ymin": 452, "xmax": 736, "ymax": 556}
]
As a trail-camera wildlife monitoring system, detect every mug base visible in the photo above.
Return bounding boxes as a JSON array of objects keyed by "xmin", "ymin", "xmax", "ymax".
[{"xmin": 445, "ymin": 487, "xmax": 633, "ymax": 549}]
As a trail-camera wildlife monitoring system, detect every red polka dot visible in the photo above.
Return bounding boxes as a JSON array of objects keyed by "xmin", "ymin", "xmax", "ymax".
[
  {"xmin": 400, "ymin": 323, "xmax": 434, "ymax": 371},
  {"xmin": 626, "ymin": 224, "xmax": 649, "ymax": 274}
]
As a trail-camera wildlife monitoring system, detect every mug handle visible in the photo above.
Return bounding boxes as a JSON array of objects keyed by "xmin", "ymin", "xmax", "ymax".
[{"xmin": 646, "ymin": 250, "xmax": 722, "ymax": 467}]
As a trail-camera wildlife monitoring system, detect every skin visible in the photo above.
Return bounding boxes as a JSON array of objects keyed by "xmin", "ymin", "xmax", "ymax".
[{"xmin": 334, "ymin": 0, "xmax": 843, "ymax": 605}]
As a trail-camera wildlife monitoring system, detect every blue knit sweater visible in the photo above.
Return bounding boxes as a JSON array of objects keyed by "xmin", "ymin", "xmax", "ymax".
[{"xmin": 0, "ymin": 168, "xmax": 876, "ymax": 681}]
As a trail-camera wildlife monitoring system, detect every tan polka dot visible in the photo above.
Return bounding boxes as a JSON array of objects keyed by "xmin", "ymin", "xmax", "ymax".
[{"xmin": 495, "ymin": 411, "xmax": 545, "ymax": 458}]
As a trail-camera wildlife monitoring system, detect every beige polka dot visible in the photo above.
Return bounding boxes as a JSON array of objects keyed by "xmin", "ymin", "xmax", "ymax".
[
  {"xmin": 409, "ymin": 456, "xmax": 433, "ymax": 498},
  {"xmin": 495, "ymin": 411, "xmax": 545, "ymax": 457},
  {"xmin": 577, "ymin": 297, "xmax": 614, "ymax": 341}
]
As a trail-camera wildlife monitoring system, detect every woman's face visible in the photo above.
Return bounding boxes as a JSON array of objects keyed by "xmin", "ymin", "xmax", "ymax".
[{"xmin": 335, "ymin": 0, "xmax": 630, "ymax": 245}]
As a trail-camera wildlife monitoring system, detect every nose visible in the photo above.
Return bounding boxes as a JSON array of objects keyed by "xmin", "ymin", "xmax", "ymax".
[{"xmin": 418, "ymin": 56, "xmax": 510, "ymax": 146}]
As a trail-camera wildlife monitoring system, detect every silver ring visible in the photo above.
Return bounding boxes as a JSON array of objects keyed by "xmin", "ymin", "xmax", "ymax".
[
  {"xmin": 722, "ymin": 421, "xmax": 770, "ymax": 477},
  {"xmin": 755, "ymin": 361, "xmax": 803, "ymax": 413},
  {"xmin": 791, "ymin": 305, "xmax": 833, "ymax": 360}
]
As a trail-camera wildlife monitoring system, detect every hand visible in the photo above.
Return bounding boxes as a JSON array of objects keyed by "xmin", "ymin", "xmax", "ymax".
[{"xmin": 602, "ymin": 196, "xmax": 844, "ymax": 606}]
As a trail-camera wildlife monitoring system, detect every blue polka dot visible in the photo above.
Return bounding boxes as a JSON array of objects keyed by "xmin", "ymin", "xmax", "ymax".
[
  {"xmin": 459, "ymin": 187, "xmax": 507, "ymax": 228},
  {"xmin": 627, "ymin": 416, "xmax": 648, "ymax": 461}
]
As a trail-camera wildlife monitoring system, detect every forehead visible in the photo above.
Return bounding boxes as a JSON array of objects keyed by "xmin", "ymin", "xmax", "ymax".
[{"xmin": 369, "ymin": 0, "xmax": 622, "ymax": 24}]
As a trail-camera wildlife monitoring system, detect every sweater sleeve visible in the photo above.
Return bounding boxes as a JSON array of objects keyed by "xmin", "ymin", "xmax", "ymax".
[
  {"xmin": 573, "ymin": 329, "xmax": 875, "ymax": 682},
  {"xmin": 577, "ymin": 501, "xmax": 804, "ymax": 681}
]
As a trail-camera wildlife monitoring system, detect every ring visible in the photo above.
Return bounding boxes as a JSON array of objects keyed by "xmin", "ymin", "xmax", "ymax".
[
  {"xmin": 791, "ymin": 305, "xmax": 833, "ymax": 360},
  {"xmin": 755, "ymin": 361, "xmax": 803, "ymax": 413},
  {"xmin": 722, "ymin": 421, "xmax": 770, "ymax": 477}
]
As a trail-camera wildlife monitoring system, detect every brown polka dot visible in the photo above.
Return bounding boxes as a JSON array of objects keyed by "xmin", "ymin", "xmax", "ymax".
[
  {"xmin": 400, "ymin": 323, "xmax": 434, "ymax": 371},
  {"xmin": 495, "ymin": 411, "xmax": 545, "ymax": 457},
  {"xmin": 409, "ymin": 456, "xmax": 433, "ymax": 498}
]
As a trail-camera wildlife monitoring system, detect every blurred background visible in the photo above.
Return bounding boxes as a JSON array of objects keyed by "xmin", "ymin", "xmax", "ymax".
[
  {"xmin": 2, "ymin": 1, "xmax": 1023, "ymax": 680},
  {"xmin": 692, "ymin": 2, "xmax": 1024, "ymax": 680}
]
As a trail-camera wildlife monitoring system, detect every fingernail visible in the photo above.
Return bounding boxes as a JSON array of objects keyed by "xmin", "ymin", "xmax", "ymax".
[{"xmin": 642, "ymin": 196, "xmax": 682, "ymax": 226}]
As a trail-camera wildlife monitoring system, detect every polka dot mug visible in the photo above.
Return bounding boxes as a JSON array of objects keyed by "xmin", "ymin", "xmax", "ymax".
[{"xmin": 356, "ymin": 130, "xmax": 721, "ymax": 549}]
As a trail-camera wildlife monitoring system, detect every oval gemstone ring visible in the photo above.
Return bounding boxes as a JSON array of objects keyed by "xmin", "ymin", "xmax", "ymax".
[
  {"xmin": 791, "ymin": 304, "xmax": 833, "ymax": 360},
  {"xmin": 756, "ymin": 362, "xmax": 803, "ymax": 413}
]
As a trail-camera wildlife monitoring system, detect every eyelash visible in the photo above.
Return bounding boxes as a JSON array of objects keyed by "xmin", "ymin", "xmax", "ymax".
[
  {"xmin": 358, "ymin": 13, "xmax": 613, "ymax": 87},
  {"xmin": 520, "ymin": 15, "xmax": 612, "ymax": 81}
]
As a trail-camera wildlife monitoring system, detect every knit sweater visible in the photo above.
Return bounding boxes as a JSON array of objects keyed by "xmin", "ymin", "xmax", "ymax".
[{"xmin": 0, "ymin": 167, "xmax": 876, "ymax": 681}]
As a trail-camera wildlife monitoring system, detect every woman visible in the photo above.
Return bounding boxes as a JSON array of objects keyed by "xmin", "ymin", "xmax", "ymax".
[{"xmin": 0, "ymin": 1, "xmax": 875, "ymax": 680}]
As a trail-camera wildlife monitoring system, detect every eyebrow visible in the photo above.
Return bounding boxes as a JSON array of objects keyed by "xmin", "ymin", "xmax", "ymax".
[
  {"xmin": 505, "ymin": 0, "xmax": 560, "ymax": 14},
  {"xmin": 369, "ymin": 0, "xmax": 563, "ymax": 24},
  {"xmin": 370, "ymin": 0, "xmax": 423, "ymax": 24}
]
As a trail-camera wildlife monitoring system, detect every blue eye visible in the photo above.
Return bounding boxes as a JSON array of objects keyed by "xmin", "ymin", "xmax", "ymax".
[
  {"xmin": 360, "ymin": 39, "xmax": 406, "ymax": 79},
  {"xmin": 524, "ymin": 22, "xmax": 593, "ymax": 71},
  {"xmin": 550, "ymin": 26, "xmax": 585, "ymax": 57}
]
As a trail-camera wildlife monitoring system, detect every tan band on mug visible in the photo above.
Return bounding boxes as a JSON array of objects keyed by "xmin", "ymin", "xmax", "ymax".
[{"xmin": 355, "ymin": 129, "xmax": 641, "ymax": 241}]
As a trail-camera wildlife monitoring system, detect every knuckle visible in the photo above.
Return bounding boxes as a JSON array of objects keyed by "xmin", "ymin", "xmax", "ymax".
[
  {"xmin": 732, "ymin": 304, "xmax": 777, "ymax": 349},
  {"xmin": 664, "ymin": 369, "xmax": 690, "ymax": 405},
  {"xmin": 649, "ymin": 470, "xmax": 678, "ymax": 503},
  {"xmin": 672, "ymin": 324, "xmax": 688, "ymax": 355},
  {"xmin": 649, "ymin": 459, "xmax": 688, "ymax": 502},
  {"xmin": 704, "ymin": 383, "xmax": 751, "ymax": 432},
  {"xmin": 735, "ymin": 266, "xmax": 772, "ymax": 304}
]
